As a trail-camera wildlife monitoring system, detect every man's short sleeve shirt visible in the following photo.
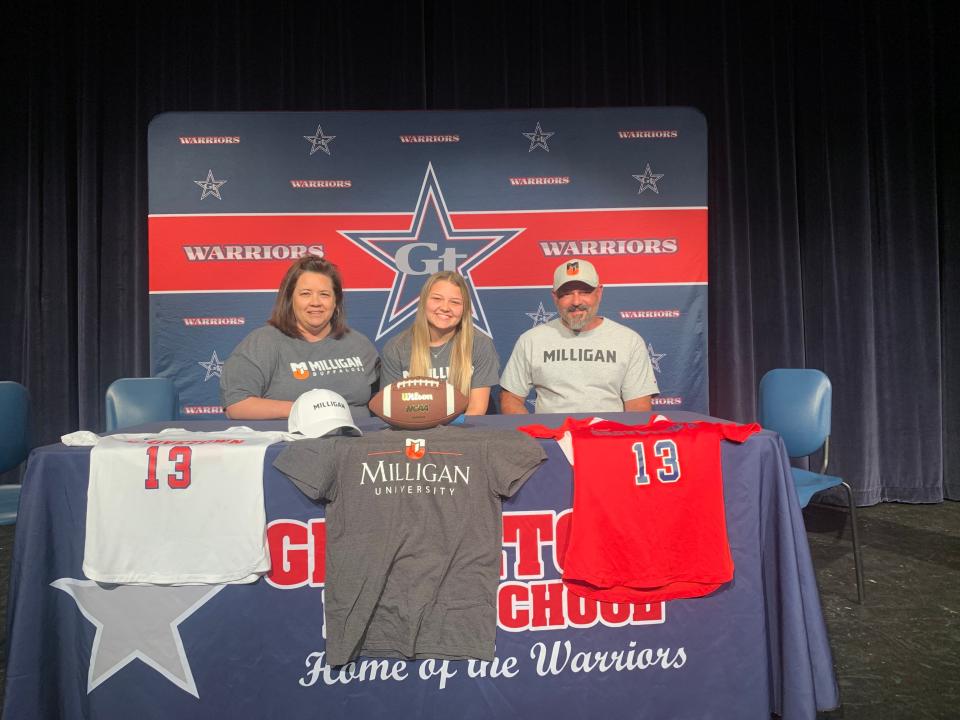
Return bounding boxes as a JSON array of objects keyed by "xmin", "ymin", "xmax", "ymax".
[{"xmin": 500, "ymin": 318, "xmax": 659, "ymax": 413}]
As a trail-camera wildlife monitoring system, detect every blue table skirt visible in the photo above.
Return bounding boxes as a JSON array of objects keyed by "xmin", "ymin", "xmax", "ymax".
[{"xmin": 3, "ymin": 412, "xmax": 838, "ymax": 719}]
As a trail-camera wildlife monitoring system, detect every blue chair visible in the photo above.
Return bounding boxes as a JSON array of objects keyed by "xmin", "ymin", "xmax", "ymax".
[
  {"xmin": 0, "ymin": 381, "xmax": 30, "ymax": 525},
  {"xmin": 105, "ymin": 377, "xmax": 179, "ymax": 433},
  {"xmin": 758, "ymin": 368, "xmax": 865, "ymax": 603}
]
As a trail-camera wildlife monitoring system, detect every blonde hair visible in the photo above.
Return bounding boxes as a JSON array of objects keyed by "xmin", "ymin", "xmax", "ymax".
[{"xmin": 408, "ymin": 271, "xmax": 474, "ymax": 396}]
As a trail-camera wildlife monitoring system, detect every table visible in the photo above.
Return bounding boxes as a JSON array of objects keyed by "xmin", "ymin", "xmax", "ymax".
[{"xmin": 3, "ymin": 412, "xmax": 838, "ymax": 719}]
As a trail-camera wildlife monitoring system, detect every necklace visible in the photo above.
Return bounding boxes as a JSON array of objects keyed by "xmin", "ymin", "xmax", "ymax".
[{"xmin": 430, "ymin": 337, "xmax": 451, "ymax": 360}]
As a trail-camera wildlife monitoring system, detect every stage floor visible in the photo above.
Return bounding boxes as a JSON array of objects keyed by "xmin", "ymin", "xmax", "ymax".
[{"xmin": 805, "ymin": 500, "xmax": 960, "ymax": 720}]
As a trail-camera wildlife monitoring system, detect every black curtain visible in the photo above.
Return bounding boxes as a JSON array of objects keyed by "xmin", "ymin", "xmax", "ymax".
[{"xmin": 1, "ymin": 0, "xmax": 957, "ymax": 502}]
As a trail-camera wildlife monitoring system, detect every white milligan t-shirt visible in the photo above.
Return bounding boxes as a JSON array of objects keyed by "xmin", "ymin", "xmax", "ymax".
[{"xmin": 83, "ymin": 427, "xmax": 288, "ymax": 585}]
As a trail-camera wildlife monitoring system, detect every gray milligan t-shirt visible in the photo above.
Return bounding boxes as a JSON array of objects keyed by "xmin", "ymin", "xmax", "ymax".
[
  {"xmin": 273, "ymin": 426, "xmax": 546, "ymax": 665},
  {"xmin": 380, "ymin": 330, "xmax": 500, "ymax": 388},
  {"xmin": 220, "ymin": 325, "xmax": 380, "ymax": 418},
  {"xmin": 500, "ymin": 317, "xmax": 659, "ymax": 414}
]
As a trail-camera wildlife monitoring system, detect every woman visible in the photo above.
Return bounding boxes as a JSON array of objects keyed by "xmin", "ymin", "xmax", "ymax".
[
  {"xmin": 220, "ymin": 255, "xmax": 379, "ymax": 419},
  {"xmin": 380, "ymin": 271, "xmax": 499, "ymax": 415}
]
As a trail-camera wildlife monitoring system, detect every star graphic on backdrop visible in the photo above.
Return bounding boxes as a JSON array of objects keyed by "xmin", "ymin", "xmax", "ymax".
[
  {"xmin": 647, "ymin": 343, "xmax": 666, "ymax": 373},
  {"xmin": 341, "ymin": 163, "xmax": 523, "ymax": 340},
  {"xmin": 303, "ymin": 124, "xmax": 336, "ymax": 156},
  {"xmin": 522, "ymin": 121, "xmax": 555, "ymax": 152},
  {"xmin": 51, "ymin": 579, "xmax": 224, "ymax": 697},
  {"xmin": 633, "ymin": 164, "xmax": 664, "ymax": 194},
  {"xmin": 525, "ymin": 302, "xmax": 557, "ymax": 326},
  {"xmin": 193, "ymin": 170, "xmax": 227, "ymax": 200},
  {"xmin": 198, "ymin": 350, "xmax": 224, "ymax": 381}
]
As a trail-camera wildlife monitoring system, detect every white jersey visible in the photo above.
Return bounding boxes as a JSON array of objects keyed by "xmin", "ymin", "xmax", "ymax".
[{"xmin": 83, "ymin": 427, "xmax": 288, "ymax": 585}]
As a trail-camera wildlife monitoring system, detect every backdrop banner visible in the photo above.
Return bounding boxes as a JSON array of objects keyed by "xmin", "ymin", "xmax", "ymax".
[{"xmin": 148, "ymin": 109, "xmax": 707, "ymax": 414}]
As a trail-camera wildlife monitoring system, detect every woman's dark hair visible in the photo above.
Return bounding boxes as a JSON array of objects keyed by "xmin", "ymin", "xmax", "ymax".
[{"xmin": 268, "ymin": 255, "xmax": 349, "ymax": 339}]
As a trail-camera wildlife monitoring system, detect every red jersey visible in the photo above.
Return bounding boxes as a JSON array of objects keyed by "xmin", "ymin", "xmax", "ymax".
[{"xmin": 520, "ymin": 416, "xmax": 760, "ymax": 603}]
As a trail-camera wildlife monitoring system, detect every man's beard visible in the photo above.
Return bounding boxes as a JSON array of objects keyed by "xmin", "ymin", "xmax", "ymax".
[{"xmin": 560, "ymin": 304, "xmax": 596, "ymax": 331}]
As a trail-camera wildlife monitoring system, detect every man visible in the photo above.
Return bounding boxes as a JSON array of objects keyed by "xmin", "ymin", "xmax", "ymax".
[{"xmin": 499, "ymin": 259, "xmax": 659, "ymax": 414}]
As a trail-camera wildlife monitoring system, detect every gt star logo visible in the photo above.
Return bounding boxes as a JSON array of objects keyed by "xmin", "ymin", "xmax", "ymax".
[{"xmin": 341, "ymin": 163, "xmax": 522, "ymax": 340}]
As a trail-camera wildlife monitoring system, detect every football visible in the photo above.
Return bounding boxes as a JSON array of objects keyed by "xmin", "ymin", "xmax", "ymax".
[{"xmin": 368, "ymin": 376, "xmax": 469, "ymax": 430}]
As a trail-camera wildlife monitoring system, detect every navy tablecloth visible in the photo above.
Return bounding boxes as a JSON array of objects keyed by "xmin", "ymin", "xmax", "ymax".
[{"xmin": 3, "ymin": 412, "xmax": 838, "ymax": 719}]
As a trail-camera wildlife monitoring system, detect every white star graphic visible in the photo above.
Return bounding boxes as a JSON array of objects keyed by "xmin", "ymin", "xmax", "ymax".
[
  {"xmin": 51, "ymin": 579, "xmax": 224, "ymax": 697},
  {"xmin": 193, "ymin": 170, "xmax": 227, "ymax": 200},
  {"xmin": 647, "ymin": 343, "xmax": 666, "ymax": 373},
  {"xmin": 304, "ymin": 124, "xmax": 336, "ymax": 156},
  {"xmin": 633, "ymin": 164, "xmax": 664, "ymax": 194},
  {"xmin": 525, "ymin": 302, "xmax": 557, "ymax": 326},
  {"xmin": 522, "ymin": 121, "xmax": 555, "ymax": 152},
  {"xmin": 198, "ymin": 350, "xmax": 224, "ymax": 381}
]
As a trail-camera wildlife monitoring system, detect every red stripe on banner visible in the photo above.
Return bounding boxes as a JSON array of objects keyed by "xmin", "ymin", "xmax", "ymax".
[
  {"xmin": 149, "ymin": 209, "xmax": 705, "ymax": 292},
  {"xmin": 456, "ymin": 209, "xmax": 706, "ymax": 286},
  {"xmin": 149, "ymin": 215, "xmax": 405, "ymax": 291}
]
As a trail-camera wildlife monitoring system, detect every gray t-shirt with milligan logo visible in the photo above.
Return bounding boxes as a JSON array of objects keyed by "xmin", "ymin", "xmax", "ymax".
[
  {"xmin": 273, "ymin": 426, "xmax": 546, "ymax": 665},
  {"xmin": 220, "ymin": 325, "xmax": 380, "ymax": 418},
  {"xmin": 499, "ymin": 317, "xmax": 659, "ymax": 414},
  {"xmin": 379, "ymin": 330, "xmax": 501, "ymax": 388}
]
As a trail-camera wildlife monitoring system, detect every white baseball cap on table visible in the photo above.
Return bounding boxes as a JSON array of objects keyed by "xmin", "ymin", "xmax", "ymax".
[
  {"xmin": 288, "ymin": 389, "xmax": 361, "ymax": 438},
  {"xmin": 553, "ymin": 259, "xmax": 600, "ymax": 292}
]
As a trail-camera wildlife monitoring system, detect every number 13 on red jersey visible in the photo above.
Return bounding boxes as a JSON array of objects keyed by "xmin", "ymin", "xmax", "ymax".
[{"xmin": 633, "ymin": 439, "xmax": 681, "ymax": 485}]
